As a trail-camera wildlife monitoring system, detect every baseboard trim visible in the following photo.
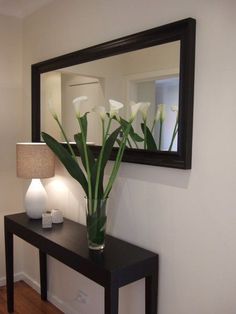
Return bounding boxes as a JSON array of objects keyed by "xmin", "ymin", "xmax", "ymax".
[
  {"xmin": 0, "ymin": 272, "xmax": 80, "ymax": 314},
  {"xmin": 0, "ymin": 272, "xmax": 23, "ymax": 287}
]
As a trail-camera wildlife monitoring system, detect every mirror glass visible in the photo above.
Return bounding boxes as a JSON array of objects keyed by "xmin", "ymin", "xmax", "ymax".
[{"xmin": 41, "ymin": 41, "xmax": 180, "ymax": 152}]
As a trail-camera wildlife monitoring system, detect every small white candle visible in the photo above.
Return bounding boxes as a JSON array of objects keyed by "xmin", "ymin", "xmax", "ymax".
[
  {"xmin": 51, "ymin": 209, "xmax": 63, "ymax": 224},
  {"xmin": 42, "ymin": 213, "xmax": 52, "ymax": 228}
]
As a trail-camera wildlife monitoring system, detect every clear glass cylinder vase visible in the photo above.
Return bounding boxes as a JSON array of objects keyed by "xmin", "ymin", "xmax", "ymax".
[{"xmin": 85, "ymin": 197, "xmax": 108, "ymax": 250}]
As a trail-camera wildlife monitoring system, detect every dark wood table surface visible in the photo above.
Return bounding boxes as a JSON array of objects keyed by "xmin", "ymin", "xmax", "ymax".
[{"xmin": 4, "ymin": 212, "xmax": 158, "ymax": 314}]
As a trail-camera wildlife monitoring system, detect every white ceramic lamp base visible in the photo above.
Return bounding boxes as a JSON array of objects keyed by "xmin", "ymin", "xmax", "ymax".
[{"xmin": 25, "ymin": 179, "xmax": 47, "ymax": 219}]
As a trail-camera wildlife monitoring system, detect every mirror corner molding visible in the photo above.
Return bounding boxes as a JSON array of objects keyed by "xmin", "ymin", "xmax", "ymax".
[{"xmin": 32, "ymin": 17, "xmax": 196, "ymax": 169}]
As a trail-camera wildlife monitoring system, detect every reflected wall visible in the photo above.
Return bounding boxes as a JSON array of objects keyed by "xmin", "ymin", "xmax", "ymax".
[{"xmin": 41, "ymin": 41, "xmax": 180, "ymax": 152}]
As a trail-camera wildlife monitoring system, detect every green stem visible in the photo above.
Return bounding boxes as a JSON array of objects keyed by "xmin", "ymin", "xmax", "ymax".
[
  {"xmin": 127, "ymin": 137, "xmax": 133, "ymax": 148},
  {"xmin": 158, "ymin": 120, "xmax": 163, "ymax": 150},
  {"xmin": 131, "ymin": 137, "xmax": 139, "ymax": 149},
  {"xmin": 143, "ymin": 119, "xmax": 147, "ymax": 149},
  {"xmin": 174, "ymin": 126, "xmax": 178, "ymax": 136},
  {"xmin": 151, "ymin": 119, "xmax": 157, "ymax": 134},
  {"xmin": 168, "ymin": 120, "xmax": 178, "ymax": 151},
  {"xmin": 77, "ymin": 117, "xmax": 92, "ymax": 205},
  {"xmin": 93, "ymin": 118, "xmax": 112, "ymax": 205},
  {"xmin": 104, "ymin": 123, "xmax": 131, "ymax": 199},
  {"xmin": 102, "ymin": 119, "xmax": 105, "ymax": 145},
  {"xmin": 117, "ymin": 118, "xmax": 133, "ymax": 148}
]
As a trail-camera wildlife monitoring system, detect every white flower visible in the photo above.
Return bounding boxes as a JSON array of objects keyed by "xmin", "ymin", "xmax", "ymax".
[
  {"xmin": 93, "ymin": 106, "xmax": 107, "ymax": 120},
  {"xmin": 72, "ymin": 96, "xmax": 88, "ymax": 118},
  {"xmin": 155, "ymin": 104, "xmax": 165, "ymax": 122},
  {"xmin": 139, "ymin": 102, "xmax": 151, "ymax": 121},
  {"xmin": 48, "ymin": 100, "xmax": 58, "ymax": 120},
  {"xmin": 129, "ymin": 101, "xmax": 143, "ymax": 121},
  {"xmin": 171, "ymin": 105, "xmax": 178, "ymax": 122},
  {"xmin": 171, "ymin": 105, "xmax": 178, "ymax": 112},
  {"xmin": 155, "ymin": 108, "xmax": 161, "ymax": 122},
  {"xmin": 109, "ymin": 99, "xmax": 124, "ymax": 119}
]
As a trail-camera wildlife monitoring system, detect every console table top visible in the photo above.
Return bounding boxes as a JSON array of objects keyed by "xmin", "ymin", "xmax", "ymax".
[{"xmin": 5, "ymin": 212, "xmax": 158, "ymax": 273}]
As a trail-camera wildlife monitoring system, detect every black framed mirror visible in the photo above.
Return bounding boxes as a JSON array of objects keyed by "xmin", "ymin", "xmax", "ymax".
[{"xmin": 32, "ymin": 17, "xmax": 195, "ymax": 169}]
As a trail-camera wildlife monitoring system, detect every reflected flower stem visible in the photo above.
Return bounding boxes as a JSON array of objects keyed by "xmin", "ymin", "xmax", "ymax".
[
  {"xmin": 168, "ymin": 120, "xmax": 178, "ymax": 151},
  {"xmin": 151, "ymin": 119, "xmax": 156, "ymax": 134},
  {"xmin": 131, "ymin": 137, "xmax": 139, "ymax": 149},
  {"xmin": 119, "ymin": 124, "xmax": 133, "ymax": 148},
  {"xmin": 101, "ymin": 119, "xmax": 105, "ymax": 145},
  {"xmin": 158, "ymin": 120, "xmax": 163, "ymax": 150},
  {"xmin": 127, "ymin": 137, "xmax": 133, "ymax": 148},
  {"xmin": 143, "ymin": 120, "xmax": 147, "ymax": 149}
]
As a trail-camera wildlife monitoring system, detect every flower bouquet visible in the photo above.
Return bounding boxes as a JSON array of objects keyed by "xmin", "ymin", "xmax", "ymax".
[{"xmin": 42, "ymin": 97, "xmax": 145, "ymax": 250}]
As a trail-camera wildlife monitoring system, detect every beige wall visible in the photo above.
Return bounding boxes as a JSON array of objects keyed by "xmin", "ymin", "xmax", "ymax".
[
  {"xmin": 20, "ymin": 1, "xmax": 236, "ymax": 314},
  {"xmin": 0, "ymin": 15, "xmax": 24, "ymax": 282}
]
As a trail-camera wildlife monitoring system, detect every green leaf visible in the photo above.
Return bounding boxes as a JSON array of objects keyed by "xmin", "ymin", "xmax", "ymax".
[
  {"xmin": 118, "ymin": 117, "xmax": 143, "ymax": 143},
  {"xmin": 74, "ymin": 133, "xmax": 95, "ymax": 171},
  {"xmin": 91, "ymin": 162, "xmax": 103, "ymax": 197},
  {"xmin": 116, "ymin": 139, "xmax": 122, "ymax": 146},
  {"xmin": 80, "ymin": 112, "xmax": 89, "ymax": 138},
  {"xmin": 100, "ymin": 126, "xmax": 121, "ymax": 172},
  {"xmin": 118, "ymin": 117, "xmax": 129, "ymax": 128},
  {"xmin": 130, "ymin": 129, "xmax": 144, "ymax": 142},
  {"xmin": 74, "ymin": 133, "xmax": 98, "ymax": 196},
  {"xmin": 42, "ymin": 132, "xmax": 88, "ymax": 196},
  {"xmin": 141, "ymin": 123, "xmax": 157, "ymax": 151},
  {"xmin": 97, "ymin": 126, "xmax": 121, "ymax": 198}
]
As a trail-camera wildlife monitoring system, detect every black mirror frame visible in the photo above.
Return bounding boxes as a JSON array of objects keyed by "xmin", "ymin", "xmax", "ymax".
[{"xmin": 32, "ymin": 17, "xmax": 196, "ymax": 169}]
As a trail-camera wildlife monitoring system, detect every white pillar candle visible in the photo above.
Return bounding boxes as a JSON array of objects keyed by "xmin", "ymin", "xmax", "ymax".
[
  {"xmin": 51, "ymin": 209, "xmax": 63, "ymax": 224},
  {"xmin": 42, "ymin": 213, "xmax": 52, "ymax": 228}
]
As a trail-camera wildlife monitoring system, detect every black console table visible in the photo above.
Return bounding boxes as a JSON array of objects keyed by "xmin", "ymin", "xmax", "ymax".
[{"xmin": 4, "ymin": 213, "xmax": 158, "ymax": 314}]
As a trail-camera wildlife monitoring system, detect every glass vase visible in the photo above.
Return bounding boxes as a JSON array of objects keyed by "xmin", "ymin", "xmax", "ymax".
[{"xmin": 85, "ymin": 198, "xmax": 108, "ymax": 250}]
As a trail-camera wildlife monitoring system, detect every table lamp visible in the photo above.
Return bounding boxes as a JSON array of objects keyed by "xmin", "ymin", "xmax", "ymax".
[{"xmin": 16, "ymin": 143, "xmax": 55, "ymax": 219}]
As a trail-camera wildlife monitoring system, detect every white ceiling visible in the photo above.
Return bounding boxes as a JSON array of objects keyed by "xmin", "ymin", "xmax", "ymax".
[{"xmin": 0, "ymin": 0, "xmax": 54, "ymax": 18}]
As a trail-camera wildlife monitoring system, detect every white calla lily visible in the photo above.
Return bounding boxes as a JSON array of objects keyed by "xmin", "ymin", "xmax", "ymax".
[
  {"xmin": 93, "ymin": 106, "xmax": 107, "ymax": 120},
  {"xmin": 171, "ymin": 105, "xmax": 178, "ymax": 112},
  {"xmin": 155, "ymin": 108, "xmax": 161, "ymax": 122},
  {"xmin": 109, "ymin": 99, "xmax": 124, "ymax": 119},
  {"xmin": 140, "ymin": 102, "xmax": 151, "ymax": 121},
  {"xmin": 72, "ymin": 96, "xmax": 88, "ymax": 118},
  {"xmin": 129, "ymin": 101, "xmax": 144, "ymax": 121},
  {"xmin": 160, "ymin": 104, "xmax": 166, "ymax": 122},
  {"xmin": 155, "ymin": 104, "xmax": 165, "ymax": 122}
]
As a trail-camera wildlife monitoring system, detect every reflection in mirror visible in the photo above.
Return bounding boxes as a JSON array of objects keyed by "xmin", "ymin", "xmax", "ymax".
[{"xmin": 41, "ymin": 41, "xmax": 180, "ymax": 152}]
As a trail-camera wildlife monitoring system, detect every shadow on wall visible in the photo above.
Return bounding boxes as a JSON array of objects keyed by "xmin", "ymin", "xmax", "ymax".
[
  {"xmin": 104, "ymin": 160, "xmax": 191, "ymax": 189},
  {"xmin": 44, "ymin": 156, "xmax": 190, "ymax": 219}
]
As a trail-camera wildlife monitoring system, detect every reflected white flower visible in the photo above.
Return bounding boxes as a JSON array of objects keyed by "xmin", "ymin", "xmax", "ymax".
[
  {"xmin": 139, "ymin": 102, "xmax": 151, "ymax": 121},
  {"xmin": 93, "ymin": 106, "xmax": 107, "ymax": 120},
  {"xmin": 109, "ymin": 99, "xmax": 124, "ymax": 119},
  {"xmin": 130, "ymin": 101, "xmax": 143, "ymax": 122},
  {"xmin": 72, "ymin": 96, "xmax": 88, "ymax": 118},
  {"xmin": 171, "ymin": 105, "xmax": 178, "ymax": 112},
  {"xmin": 155, "ymin": 104, "xmax": 165, "ymax": 122}
]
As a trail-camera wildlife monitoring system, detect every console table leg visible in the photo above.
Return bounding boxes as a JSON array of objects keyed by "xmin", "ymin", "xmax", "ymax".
[
  {"xmin": 39, "ymin": 250, "xmax": 47, "ymax": 300},
  {"xmin": 104, "ymin": 284, "xmax": 119, "ymax": 314},
  {"xmin": 5, "ymin": 230, "xmax": 14, "ymax": 313},
  {"xmin": 145, "ymin": 272, "xmax": 158, "ymax": 314}
]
